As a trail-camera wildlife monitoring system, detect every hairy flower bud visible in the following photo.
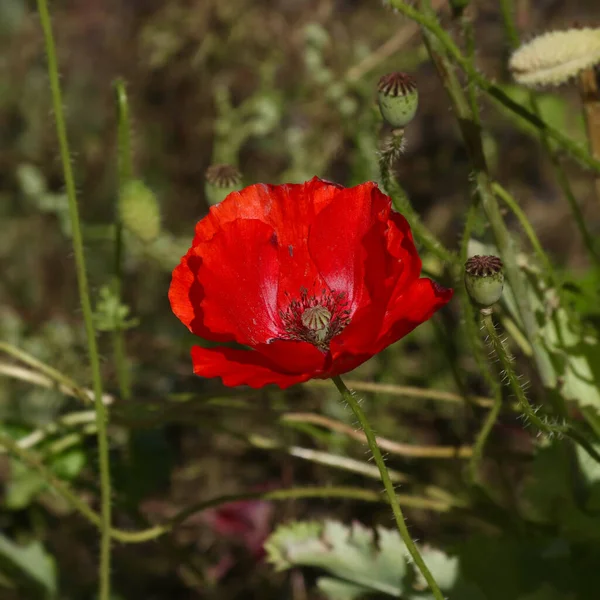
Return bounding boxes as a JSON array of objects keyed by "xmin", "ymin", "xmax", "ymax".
[
  {"xmin": 205, "ymin": 164, "xmax": 242, "ymax": 206},
  {"xmin": 509, "ymin": 28, "xmax": 600, "ymax": 87},
  {"xmin": 464, "ymin": 255, "xmax": 504, "ymax": 309},
  {"xmin": 377, "ymin": 73, "xmax": 419, "ymax": 129},
  {"xmin": 119, "ymin": 180, "xmax": 161, "ymax": 243}
]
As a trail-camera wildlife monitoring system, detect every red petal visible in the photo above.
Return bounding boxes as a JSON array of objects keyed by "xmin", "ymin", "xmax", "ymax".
[
  {"xmin": 191, "ymin": 346, "xmax": 315, "ymax": 389},
  {"xmin": 193, "ymin": 219, "xmax": 281, "ymax": 345},
  {"xmin": 308, "ymin": 182, "xmax": 392, "ymax": 313},
  {"xmin": 326, "ymin": 200, "xmax": 423, "ymax": 358},
  {"xmin": 374, "ymin": 278, "xmax": 453, "ymax": 354},
  {"xmin": 384, "ymin": 211, "xmax": 422, "ymax": 292},
  {"xmin": 194, "ymin": 177, "xmax": 344, "ymax": 308},
  {"xmin": 328, "ymin": 279, "xmax": 452, "ymax": 376},
  {"xmin": 169, "ymin": 248, "xmax": 233, "ymax": 343},
  {"xmin": 254, "ymin": 340, "xmax": 330, "ymax": 375},
  {"xmin": 193, "ymin": 177, "xmax": 341, "ymax": 246}
]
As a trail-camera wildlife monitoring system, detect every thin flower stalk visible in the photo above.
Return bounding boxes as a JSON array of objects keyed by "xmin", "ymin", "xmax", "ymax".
[
  {"xmin": 481, "ymin": 312, "xmax": 600, "ymax": 464},
  {"xmin": 332, "ymin": 376, "xmax": 445, "ymax": 600},
  {"xmin": 35, "ymin": 1, "xmax": 112, "ymax": 596}
]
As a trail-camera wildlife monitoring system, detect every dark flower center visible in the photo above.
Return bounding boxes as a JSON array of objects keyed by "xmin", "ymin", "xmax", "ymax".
[{"xmin": 279, "ymin": 288, "xmax": 351, "ymax": 351}]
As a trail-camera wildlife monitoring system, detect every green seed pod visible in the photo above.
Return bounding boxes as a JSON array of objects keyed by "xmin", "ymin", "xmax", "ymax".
[
  {"xmin": 119, "ymin": 180, "xmax": 161, "ymax": 243},
  {"xmin": 377, "ymin": 72, "xmax": 419, "ymax": 129},
  {"xmin": 464, "ymin": 255, "xmax": 504, "ymax": 309},
  {"xmin": 205, "ymin": 164, "xmax": 242, "ymax": 206}
]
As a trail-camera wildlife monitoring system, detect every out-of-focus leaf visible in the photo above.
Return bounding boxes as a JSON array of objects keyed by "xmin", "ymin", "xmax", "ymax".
[
  {"xmin": 417, "ymin": 546, "xmax": 459, "ymax": 590},
  {"xmin": 496, "ymin": 84, "xmax": 586, "ymax": 145},
  {"xmin": 5, "ymin": 459, "xmax": 45, "ymax": 510},
  {"xmin": 0, "ymin": 534, "xmax": 57, "ymax": 598},
  {"xmin": 516, "ymin": 584, "xmax": 570, "ymax": 600},
  {"xmin": 317, "ymin": 577, "xmax": 368, "ymax": 600},
  {"xmin": 5, "ymin": 448, "xmax": 86, "ymax": 510},
  {"xmin": 265, "ymin": 520, "xmax": 409, "ymax": 597},
  {"xmin": 522, "ymin": 441, "xmax": 600, "ymax": 542}
]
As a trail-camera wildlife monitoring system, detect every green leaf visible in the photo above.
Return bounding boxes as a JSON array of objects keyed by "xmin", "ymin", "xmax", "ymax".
[
  {"xmin": 5, "ymin": 449, "xmax": 86, "ymax": 510},
  {"xmin": 0, "ymin": 534, "xmax": 57, "ymax": 598},
  {"xmin": 417, "ymin": 546, "xmax": 459, "ymax": 590},
  {"xmin": 317, "ymin": 577, "xmax": 368, "ymax": 600},
  {"xmin": 5, "ymin": 459, "xmax": 46, "ymax": 510},
  {"xmin": 265, "ymin": 520, "xmax": 409, "ymax": 597},
  {"xmin": 522, "ymin": 440, "xmax": 600, "ymax": 542}
]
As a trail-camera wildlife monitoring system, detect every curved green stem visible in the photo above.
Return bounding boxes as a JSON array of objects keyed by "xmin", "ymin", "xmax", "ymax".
[
  {"xmin": 332, "ymin": 375, "xmax": 445, "ymax": 600},
  {"xmin": 0, "ymin": 429, "xmax": 390, "ymax": 539},
  {"xmin": 481, "ymin": 312, "xmax": 600, "ymax": 464},
  {"xmin": 491, "ymin": 183, "xmax": 559, "ymax": 283},
  {"xmin": 35, "ymin": 1, "xmax": 112, "ymax": 597}
]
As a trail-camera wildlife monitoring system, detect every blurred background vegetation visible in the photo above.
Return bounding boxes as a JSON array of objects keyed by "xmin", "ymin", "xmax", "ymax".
[{"xmin": 2, "ymin": 0, "xmax": 600, "ymax": 598}]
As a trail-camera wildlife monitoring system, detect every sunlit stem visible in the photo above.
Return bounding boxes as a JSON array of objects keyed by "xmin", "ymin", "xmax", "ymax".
[{"xmin": 331, "ymin": 375, "xmax": 445, "ymax": 600}]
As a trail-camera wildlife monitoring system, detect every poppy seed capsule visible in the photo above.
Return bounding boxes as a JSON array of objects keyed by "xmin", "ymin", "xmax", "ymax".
[
  {"xmin": 464, "ymin": 255, "xmax": 504, "ymax": 308},
  {"xmin": 119, "ymin": 180, "xmax": 161, "ymax": 243},
  {"xmin": 377, "ymin": 73, "xmax": 419, "ymax": 128},
  {"xmin": 205, "ymin": 164, "xmax": 242, "ymax": 206}
]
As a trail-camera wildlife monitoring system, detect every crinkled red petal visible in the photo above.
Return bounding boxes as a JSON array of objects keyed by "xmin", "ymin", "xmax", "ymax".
[
  {"xmin": 168, "ymin": 247, "xmax": 233, "ymax": 343},
  {"xmin": 253, "ymin": 340, "xmax": 330, "ymax": 375},
  {"xmin": 329, "ymin": 279, "xmax": 452, "ymax": 376},
  {"xmin": 374, "ymin": 278, "xmax": 454, "ymax": 354},
  {"xmin": 328, "ymin": 207, "xmax": 423, "ymax": 359},
  {"xmin": 191, "ymin": 345, "xmax": 315, "ymax": 389},
  {"xmin": 192, "ymin": 218, "xmax": 281, "ymax": 346},
  {"xmin": 308, "ymin": 182, "xmax": 392, "ymax": 313},
  {"xmin": 193, "ymin": 177, "xmax": 344, "ymax": 309}
]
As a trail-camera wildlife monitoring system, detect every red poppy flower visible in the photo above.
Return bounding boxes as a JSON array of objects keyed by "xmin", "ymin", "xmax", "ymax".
[{"xmin": 169, "ymin": 177, "xmax": 452, "ymax": 389}]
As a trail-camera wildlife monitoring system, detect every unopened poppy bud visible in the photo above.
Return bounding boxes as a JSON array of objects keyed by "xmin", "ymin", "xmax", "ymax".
[
  {"xmin": 464, "ymin": 255, "xmax": 504, "ymax": 309},
  {"xmin": 119, "ymin": 180, "xmax": 161, "ymax": 243},
  {"xmin": 509, "ymin": 28, "xmax": 600, "ymax": 87},
  {"xmin": 205, "ymin": 164, "xmax": 242, "ymax": 206},
  {"xmin": 377, "ymin": 72, "xmax": 419, "ymax": 129}
]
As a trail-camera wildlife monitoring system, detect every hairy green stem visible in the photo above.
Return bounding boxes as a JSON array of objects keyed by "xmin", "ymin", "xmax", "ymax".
[
  {"xmin": 35, "ymin": 1, "xmax": 112, "ymax": 596},
  {"xmin": 481, "ymin": 312, "xmax": 600, "ymax": 464},
  {"xmin": 386, "ymin": 0, "xmax": 600, "ymax": 173},
  {"xmin": 332, "ymin": 375, "xmax": 445, "ymax": 600},
  {"xmin": 378, "ymin": 137, "xmax": 457, "ymax": 265},
  {"xmin": 468, "ymin": 317, "xmax": 504, "ymax": 483},
  {"xmin": 418, "ymin": 8, "xmax": 558, "ymax": 394},
  {"xmin": 113, "ymin": 79, "xmax": 133, "ymax": 400}
]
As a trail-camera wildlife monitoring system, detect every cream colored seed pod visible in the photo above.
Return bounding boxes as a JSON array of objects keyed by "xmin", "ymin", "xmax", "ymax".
[{"xmin": 509, "ymin": 28, "xmax": 600, "ymax": 87}]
